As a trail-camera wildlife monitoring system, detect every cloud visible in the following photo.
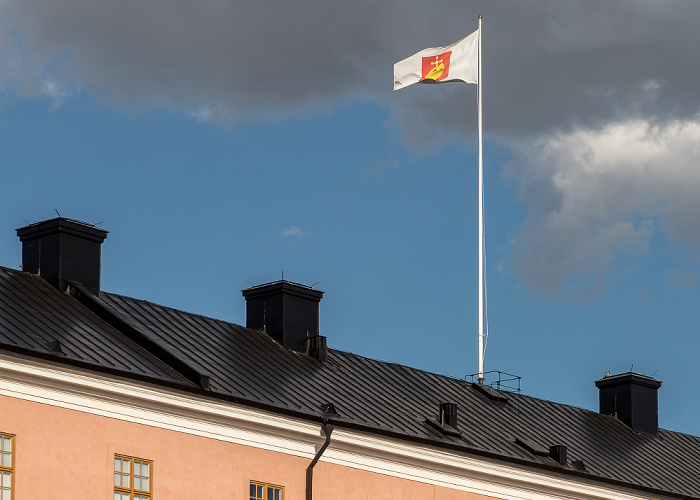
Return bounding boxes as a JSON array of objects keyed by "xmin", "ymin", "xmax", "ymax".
[
  {"xmin": 40, "ymin": 80, "xmax": 71, "ymax": 110},
  {"xmin": 282, "ymin": 226, "xmax": 309, "ymax": 239},
  {"xmin": 506, "ymin": 117, "xmax": 700, "ymax": 294},
  {"xmin": 188, "ymin": 105, "xmax": 213, "ymax": 123},
  {"xmin": 362, "ymin": 157, "xmax": 401, "ymax": 179},
  {"xmin": 4, "ymin": 0, "xmax": 700, "ymax": 294},
  {"xmin": 2, "ymin": 1, "xmax": 700, "ymax": 139},
  {"xmin": 0, "ymin": 0, "xmax": 402, "ymax": 116},
  {"xmin": 668, "ymin": 268, "xmax": 698, "ymax": 291}
]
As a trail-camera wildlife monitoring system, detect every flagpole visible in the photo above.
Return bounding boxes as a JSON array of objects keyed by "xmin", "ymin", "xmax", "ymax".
[
  {"xmin": 477, "ymin": 15, "xmax": 485, "ymax": 385},
  {"xmin": 392, "ymin": 20, "xmax": 485, "ymax": 382}
]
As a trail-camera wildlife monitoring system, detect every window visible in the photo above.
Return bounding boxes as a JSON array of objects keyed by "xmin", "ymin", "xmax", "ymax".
[
  {"xmin": 114, "ymin": 455, "xmax": 152, "ymax": 500},
  {"xmin": 0, "ymin": 433, "xmax": 13, "ymax": 500},
  {"xmin": 250, "ymin": 481, "xmax": 283, "ymax": 500}
]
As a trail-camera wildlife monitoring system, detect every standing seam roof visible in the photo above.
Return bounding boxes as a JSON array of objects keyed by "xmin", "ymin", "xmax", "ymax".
[{"xmin": 1, "ymin": 269, "xmax": 699, "ymax": 499}]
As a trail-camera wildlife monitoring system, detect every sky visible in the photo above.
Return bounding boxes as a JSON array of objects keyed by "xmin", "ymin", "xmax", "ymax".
[{"xmin": 1, "ymin": 1, "xmax": 700, "ymax": 436}]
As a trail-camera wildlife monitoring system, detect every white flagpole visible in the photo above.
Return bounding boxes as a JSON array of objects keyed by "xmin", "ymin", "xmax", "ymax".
[{"xmin": 477, "ymin": 15, "xmax": 485, "ymax": 384}]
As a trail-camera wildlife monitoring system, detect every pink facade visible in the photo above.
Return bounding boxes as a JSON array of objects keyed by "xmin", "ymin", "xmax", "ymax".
[{"xmin": 2, "ymin": 394, "xmax": 494, "ymax": 499}]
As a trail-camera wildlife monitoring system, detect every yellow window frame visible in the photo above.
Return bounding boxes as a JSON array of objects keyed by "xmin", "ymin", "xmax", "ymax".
[
  {"xmin": 114, "ymin": 454, "xmax": 153, "ymax": 500},
  {"xmin": 0, "ymin": 432, "xmax": 14, "ymax": 500},
  {"xmin": 250, "ymin": 480, "xmax": 284, "ymax": 500}
]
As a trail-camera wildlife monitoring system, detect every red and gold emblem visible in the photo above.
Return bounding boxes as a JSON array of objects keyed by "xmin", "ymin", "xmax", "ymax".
[{"xmin": 420, "ymin": 51, "xmax": 452, "ymax": 82}]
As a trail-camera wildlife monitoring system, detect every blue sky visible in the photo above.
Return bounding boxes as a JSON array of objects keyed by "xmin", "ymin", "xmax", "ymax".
[{"xmin": 2, "ymin": 1, "xmax": 700, "ymax": 436}]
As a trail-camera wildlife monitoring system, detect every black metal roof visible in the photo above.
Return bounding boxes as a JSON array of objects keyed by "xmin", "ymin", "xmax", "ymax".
[
  {"xmin": 0, "ymin": 267, "xmax": 186, "ymax": 383},
  {"xmin": 2, "ymin": 266, "xmax": 700, "ymax": 499}
]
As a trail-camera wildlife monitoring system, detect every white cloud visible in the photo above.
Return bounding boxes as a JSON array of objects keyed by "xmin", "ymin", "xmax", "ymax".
[
  {"xmin": 189, "ymin": 105, "xmax": 213, "ymax": 123},
  {"xmin": 506, "ymin": 117, "xmax": 700, "ymax": 294},
  {"xmin": 282, "ymin": 226, "xmax": 309, "ymax": 238},
  {"xmin": 40, "ymin": 79, "xmax": 71, "ymax": 111}
]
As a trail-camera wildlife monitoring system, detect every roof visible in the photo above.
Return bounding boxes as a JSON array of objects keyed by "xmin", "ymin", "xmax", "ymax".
[
  {"xmin": 0, "ymin": 267, "xmax": 185, "ymax": 383},
  {"xmin": 2, "ymin": 265, "xmax": 700, "ymax": 499}
]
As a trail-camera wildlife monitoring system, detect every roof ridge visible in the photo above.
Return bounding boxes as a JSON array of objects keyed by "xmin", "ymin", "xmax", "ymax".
[
  {"xmin": 103, "ymin": 290, "xmax": 628, "ymax": 420},
  {"xmin": 102, "ymin": 290, "xmax": 237, "ymax": 325},
  {"xmin": 72, "ymin": 285, "xmax": 211, "ymax": 390}
]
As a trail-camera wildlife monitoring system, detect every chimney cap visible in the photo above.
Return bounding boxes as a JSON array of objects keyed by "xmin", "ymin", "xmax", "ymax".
[
  {"xmin": 17, "ymin": 217, "xmax": 108, "ymax": 242},
  {"xmin": 594, "ymin": 372, "xmax": 662, "ymax": 389},
  {"xmin": 241, "ymin": 280, "xmax": 324, "ymax": 300}
]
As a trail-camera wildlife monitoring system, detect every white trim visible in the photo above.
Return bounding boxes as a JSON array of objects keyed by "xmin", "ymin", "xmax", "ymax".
[{"xmin": 0, "ymin": 355, "xmax": 672, "ymax": 500}]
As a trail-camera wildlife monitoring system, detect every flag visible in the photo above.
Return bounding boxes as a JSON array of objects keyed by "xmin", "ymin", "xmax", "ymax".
[{"xmin": 393, "ymin": 29, "xmax": 479, "ymax": 91}]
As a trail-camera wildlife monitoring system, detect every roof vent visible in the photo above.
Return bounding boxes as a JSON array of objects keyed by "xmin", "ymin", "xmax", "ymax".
[
  {"xmin": 594, "ymin": 372, "xmax": 662, "ymax": 435},
  {"xmin": 16, "ymin": 217, "xmax": 108, "ymax": 296},
  {"xmin": 549, "ymin": 444, "xmax": 567, "ymax": 466},
  {"xmin": 439, "ymin": 402, "xmax": 458, "ymax": 429},
  {"xmin": 426, "ymin": 402, "xmax": 461, "ymax": 437},
  {"xmin": 306, "ymin": 335, "xmax": 328, "ymax": 363},
  {"xmin": 241, "ymin": 280, "xmax": 324, "ymax": 354},
  {"xmin": 572, "ymin": 459, "xmax": 586, "ymax": 471}
]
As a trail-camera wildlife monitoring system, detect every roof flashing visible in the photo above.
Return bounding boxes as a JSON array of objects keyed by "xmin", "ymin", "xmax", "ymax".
[
  {"xmin": 472, "ymin": 382, "xmax": 509, "ymax": 403},
  {"xmin": 572, "ymin": 459, "xmax": 586, "ymax": 471},
  {"xmin": 516, "ymin": 438, "xmax": 569, "ymax": 467},
  {"xmin": 515, "ymin": 436, "xmax": 549, "ymax": 457},
  {"xmin": 45, "ymin": 339, "xmax": 66, "ymax": 356},
  {"xmin": 425, "ymin": 416, "xmax": 462, "ymax": 437},
  {"xmin": 319, "ymin": 402, "xmax": 339, "ymax": 416}
]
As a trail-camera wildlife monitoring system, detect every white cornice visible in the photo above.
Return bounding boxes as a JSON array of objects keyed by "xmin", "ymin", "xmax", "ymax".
[{"xmin": 0, "ymin": 355, "xmax": 675, "ymax": 500}]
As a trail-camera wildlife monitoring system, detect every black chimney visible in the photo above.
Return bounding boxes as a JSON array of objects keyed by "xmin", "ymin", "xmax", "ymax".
[
  {"xmin": 241, "ymin": 281, "xmax": 324, "ymax": 354},
  {"xmin": 594, "ymin": 372, "xmax": 662, "ymax": 435},
  {"xmin": 16, "ymin": 218, "xmax": 108, "ymax": 296}
]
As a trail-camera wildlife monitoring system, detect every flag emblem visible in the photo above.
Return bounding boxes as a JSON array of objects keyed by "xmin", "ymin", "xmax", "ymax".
[
  {"xmin": 421, "ymin": 51, "xmax": 452, "ymax": 82},
  {"xmin": 393, "ymin": 30, "xmax": 478, "ymax": 91}
]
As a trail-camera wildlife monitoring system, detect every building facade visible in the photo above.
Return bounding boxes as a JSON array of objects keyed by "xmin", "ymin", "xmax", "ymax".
[{"xmin": 1, "ymin": 217, "xmax": 699, "ymax": 500}]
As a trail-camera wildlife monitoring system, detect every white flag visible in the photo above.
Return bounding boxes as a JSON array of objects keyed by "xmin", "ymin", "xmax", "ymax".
[{"xmin": 393, "ymin": 30, "xmax": 479, "ymax": 91}]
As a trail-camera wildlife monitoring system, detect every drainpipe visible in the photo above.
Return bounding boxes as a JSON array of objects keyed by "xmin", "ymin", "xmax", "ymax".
[{"xmin": 306, "ymin": 423, "xmax": 334, "ymax": 500}]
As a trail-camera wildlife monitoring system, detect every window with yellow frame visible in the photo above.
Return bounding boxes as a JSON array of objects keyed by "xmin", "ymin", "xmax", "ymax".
[
  {"xmin": 114, "ymin": 454, "xmax": 152, "ymax": 500},
  {"xmin": 0, "ymin": 432, "xmax": 15, "ymax": 500},
  {"xmin": 250, "ymin": 480, "xmax": 283, "ymax": 500},
  {"xmin": 0, "ymin": 433, "xmax": 14, "ymax": 500}
]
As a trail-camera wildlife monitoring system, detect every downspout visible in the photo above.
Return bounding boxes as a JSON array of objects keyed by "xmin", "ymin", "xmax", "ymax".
[{"xmin": 306, "ymin": 423, "xmax": 334, "ymax": 500}]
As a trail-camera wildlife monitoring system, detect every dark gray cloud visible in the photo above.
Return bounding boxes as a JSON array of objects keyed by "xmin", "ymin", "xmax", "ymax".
[
  {"xmin": 3, "ymin": 1, "xmax": 699, "ymax": 131},
  {"xmin": 3, "ymin": 0, "xmax": 700, "ymax": 293},
  {"xmin": 394, "ymin": 1, "xmax": 700, "ymax": 143},
  {"xmin": 0, "ymin": 0, "xmax": 431, "ymax": 116}
]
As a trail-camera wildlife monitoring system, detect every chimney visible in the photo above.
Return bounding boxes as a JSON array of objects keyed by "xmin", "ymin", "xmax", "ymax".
[
  {"xmin": 594, "ymin": 372, "xmax": 662, "ymax": 435},
  {"xmin": 16, "ymin": 218, "xmax": 108, "ymax": 296},
  {"xmin": 242, "ymin": 281, "xmax": 324, "ymax": 355}
]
